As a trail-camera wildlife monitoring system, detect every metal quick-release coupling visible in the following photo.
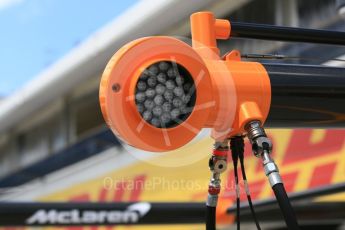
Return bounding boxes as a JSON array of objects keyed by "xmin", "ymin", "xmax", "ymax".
[{"xmin": 262, "ymin": 151, "xmax": 282, "ymax": 187}]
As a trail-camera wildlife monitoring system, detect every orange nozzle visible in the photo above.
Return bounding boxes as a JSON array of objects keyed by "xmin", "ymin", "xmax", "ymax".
[
  {"xmin": 190, "ymin": 11, "xmax": 230, "ymax": 58},
  {"xmin": 99, "ymin": 12, "xmax": 271, "ymax": 152}
]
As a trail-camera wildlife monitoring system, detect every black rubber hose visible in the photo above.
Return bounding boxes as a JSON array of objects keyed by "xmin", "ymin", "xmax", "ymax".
[
  {"xmin": 239, "ymin": 155, "xmax": 261, "ymax": 229},
  {"xmin": 230, "ymin": 137, "xmax": 241, "ymax": 230},
  {"xmin": 206, "ymin": 205, "xmax": 216, "ymax": 230},
  {"xmin": 231, "ymin": 136, "xmax": 261, "ymax": 230},
  {"xmin": 272, "ymin": 183, "xmax": 300, "ymax": 230}
]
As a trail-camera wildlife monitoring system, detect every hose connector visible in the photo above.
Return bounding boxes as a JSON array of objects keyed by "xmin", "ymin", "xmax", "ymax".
[
  {"xmin": 245, "ymin": 120, "xmax": 281, "ymax": 187},
  {"xmin": 262, "ymin": 150, "xmax": 282, "ymax": 187},
  {"xmin": 207, "ymin": 140, "xmax": 228, "ymax": 207},
  {"xmin": 245, "ymin": 120, "xmax": 272, "ymax": 157}
]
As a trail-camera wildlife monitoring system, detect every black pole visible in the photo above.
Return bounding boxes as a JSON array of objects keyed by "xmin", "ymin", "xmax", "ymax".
[
  {"xmin": 231, "ymin": 22, "xmax": 345, "ymax": 45},
  {"xmin": 227, "ymin": 182, "xmax": 345, "ymax": 214},
  {"xmin": 264, "ymin": 63, "xmax": 345, "ymax": 128},
  {"xmin": 0, "ymin": 202, "xmax": 205, "ymax": 226}
]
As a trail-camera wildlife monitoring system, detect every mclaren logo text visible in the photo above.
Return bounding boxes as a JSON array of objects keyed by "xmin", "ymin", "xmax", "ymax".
[{"xmin": 26, "ymin": 203, "xmax": 151, "ymax": 224}]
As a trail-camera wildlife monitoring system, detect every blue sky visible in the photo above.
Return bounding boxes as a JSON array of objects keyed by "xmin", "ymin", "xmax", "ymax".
[{"xmin": 0, "ymin": 0, "xmax": 138, "ymax": 96}]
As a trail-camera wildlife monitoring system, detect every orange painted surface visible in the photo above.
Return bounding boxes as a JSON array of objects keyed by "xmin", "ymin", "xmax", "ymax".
[
  {"xmin": 100, "ymin": 36, "xmax": 213, "ymax": 152},
  {"xmin": 100, "ymin": 12, "xmax": 271, "ymax": 151}
]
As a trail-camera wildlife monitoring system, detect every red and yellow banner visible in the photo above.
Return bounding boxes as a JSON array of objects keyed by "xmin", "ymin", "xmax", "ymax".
[{"xmin": 5, "ymin": 129, "xmax": 344, "ymax": 230}]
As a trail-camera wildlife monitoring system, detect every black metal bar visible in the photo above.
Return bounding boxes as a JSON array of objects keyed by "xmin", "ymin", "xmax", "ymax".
[
  {"xmin": 227, "ymin": 182, "xmax": 345, "ymax": 214},
  {"xmin": 264, "ymin": 63, "xmax": 345, "ymax": 128},
  {"xmin": 0, "ymin": 202, "xmax": 205, "ymax": 226},
  {"xmin": 239, "ymin": 202, "xmax": 345, "ymax": 226},
  {"xmin": 231, "ymin": 22, "xmax": 345, "ymax": 45}
]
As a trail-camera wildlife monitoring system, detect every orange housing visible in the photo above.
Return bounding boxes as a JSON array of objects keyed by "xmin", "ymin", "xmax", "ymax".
[{"xmin": 99, "ymin": 11, "xmax": 271, "ymax": 152}]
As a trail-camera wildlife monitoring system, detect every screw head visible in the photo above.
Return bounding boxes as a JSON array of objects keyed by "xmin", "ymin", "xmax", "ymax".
[{"xmin": 112, "ymin": 83, "xmax": 121, "ymax": 92}]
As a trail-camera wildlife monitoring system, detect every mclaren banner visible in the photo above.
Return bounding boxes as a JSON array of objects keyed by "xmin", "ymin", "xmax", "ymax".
[{"xmin": 3, "ymin": 129, "xmax": 345, "ymax": 229}]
